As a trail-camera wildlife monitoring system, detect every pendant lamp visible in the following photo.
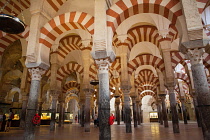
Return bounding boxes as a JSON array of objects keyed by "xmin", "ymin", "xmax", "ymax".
[{"xmin": 0, "ymin": 0, "xmax": 25, "ymax": 34}]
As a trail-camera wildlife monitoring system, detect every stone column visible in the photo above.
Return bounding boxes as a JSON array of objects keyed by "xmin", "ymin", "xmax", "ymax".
[
  {"xmin": 38, "ymin": 102, "xmax": 43, "ymax": 118},
  {"xmin": 115, "ymin": 98, "xmax": 121, "ymax": 125},
  {"xmin": 182, "ymin": 47, "xmax": 210, "ymax": 139},
  {"xmin": 167, "ymin": 85, "xmax": 179, "ymax": 133},
  {"xmin": 81, "ymin": 104, "xmax": 85, "ymax": 127},
  {"xmin": 159, "ymin": 94, "xmax": 169, "ymax": 127},
  {"xmin": 50, "ymin": 90, "xmax": 59, "ymax": 131},
  {"xmin": 58, "ymin": 99, "xmax": 65, "ymax": 127},
  {"xmin": 157, "ymin": 100, "xmax": 163, "ymax": 125},
  {"xmin": 161, "ymin": 41, "xmax": 179, "ymax": 133},
  {"xmin": 84, "ymin": 88, "xmax": 93, "ymax": 132},
  {"xmin": 131, "ymin": 95, "xmax": 137, "ymax": 127},
  {"xmin": 136, "ymin": 100, "xmax": 141, "ymax": 125},
  {"xmin": 20, "ymin": 93, "xmax": 28, "ymax": 129},
  {"xmin": 121, "ymin": 103, "xmax": 124, "ymax": 122},
  {"xmin": 95, "ymin": 58, "xmax": 111, "ymax": 140},
  {"xmin": 180, "ymin": 98, "xmax": 188, "ymax": 124},
  {"xmin": 24, "ymin": 68, "xmax": 45, "ymax": 140},
  {"xmin": 121, "ymin": 86, "xmax": 132, "ymax": 133},
  {"xmin": 193, "ymin": 97, "xmax": 202, "ymax": 127}
]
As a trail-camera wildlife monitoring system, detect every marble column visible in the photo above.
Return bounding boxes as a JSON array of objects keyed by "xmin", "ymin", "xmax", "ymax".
[
  {"xmin": 157, "ymin": 100, "xmax": 163, "ymax": 125},
  {"xmin": 115, "ymin": 98, "xmax": 121, "ymax": 125},
  {"xmin": 193, "ymin": 97, "xmax": 202, "ymax": 127},
  {"xmin": 161, "ymin": 41, "xmax": 179, "ymax": 133},
  {"xmin": 24, "ymin": 68, "xmax": 45, "ymax": 140},
  {"xmin": 58, "ymin": 100, "xmax": 64, "ymax": 127},
  {"xmin": 136, "ymin": 100, "xmax": 141, "ymax": 125},
  {"xmin": 50, "ymin": 91, "xmax": 59, "ymax": 131},
  {"xmin": 167, "ymin": 85, "xmax": 179, "ymax": 133},
  {"xmin": 159, "ymin": 94, "xmax": 169, "ymax": 127},
  {"xmin": 81, "ymin": 104, "xmax": 85, "ymax": 127},
  {"xmin": 121, "ymin": 103, "xmax": 124, "ymax": 122},
  {"xmin": 131, "ymin": 96, "xmax": 137, "ymax": 127},
  {"xmin": 121, "ymin": 86, "xmax": 132, "ymax": 133},
  {"xmin": 184, "ymin": 47, "xmax": 210, "ymax": 139},
  {"xmin": 95, "ymin": 58, "xmax": 111, "ymax": 140},
  {"xmin": 20, "ymin": 94, "xmax": 28, "ymax": 129},
  {"xmin": 180, "ymin": 98, "xmax": 188, "ymax": 124},
  {"xmin": 84, "ymin": 89, "xmax": 93, "ymax": 132}
]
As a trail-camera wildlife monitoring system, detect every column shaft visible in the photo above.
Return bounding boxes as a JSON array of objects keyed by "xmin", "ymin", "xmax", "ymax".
[
  {"xmin": 180, "ymin": 99, "xmax": 188, "ymax": 124},
  {"xmin": 132, "ymin": 97, "xmax": 137, "ymax": 127},
  {"xmin": 124, "ymin": 94, "xmax": 132, "ymax": 133},
  {"xmin": 157, "ymin": 103, "xmax": 163, "ymax": 125},
  {"xmin": 191, "ymin": 63, "xmax": 210, "ymax": 139},
  {"xmin": 193, "ymin": 98, "xmax": 202, "ymax": 127},
  {"xmin": 84, "ymin": 92, "xmax": 91, "ymax": 132},
  {"xmin": 98, "ymin": 70, "xmax": 111, "ymax": 140},
  {"xmin": 116, "ymin": 102, "xmax": 120, "ymax": 125},
  {"xmin": 168, "ymin": 87, "xmax": 180, "ymax": 133},
  {"xmin": 24, "ymin": 80, "xmax": 40, "ymax": 140},
  {"xmin": 160, "ymin": 95, "xmax": 169, "ymax": 127},
  {"xmin": 20, "ymin": 96, "xmax": 28, "ymax": 129},
  {"xmin": 50, "ymin": 97, "xmax": 57, "ymax": 131}
]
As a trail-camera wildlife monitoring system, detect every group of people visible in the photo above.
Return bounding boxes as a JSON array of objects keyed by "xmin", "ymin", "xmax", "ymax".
[{"xmin": 0, "ymin": 108, "xmax": 14, "ymax": 132}]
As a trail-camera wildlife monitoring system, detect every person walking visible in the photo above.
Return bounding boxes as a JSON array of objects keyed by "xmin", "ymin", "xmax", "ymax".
[
  {"xmin": 109, "ymin": 113, "xmax": 115, "ymax": 125},
  {"xmin": 5, "ymin": 109, "xmax": 14, "ymax": 132}
]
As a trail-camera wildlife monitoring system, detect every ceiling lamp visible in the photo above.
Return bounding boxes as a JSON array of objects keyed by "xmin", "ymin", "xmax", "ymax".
[
  {"xmin": 0, "ymin": 0, "xmax": 26, "ymax": 34},
  {"xmin": 90, "ymin": 80, "xmax": 99, "ymax": 86}
]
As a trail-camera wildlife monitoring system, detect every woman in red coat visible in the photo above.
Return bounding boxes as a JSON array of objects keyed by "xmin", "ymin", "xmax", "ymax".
[{"xmin": 109, "ymin": 114, "xmax": 115, "ymax": 125}]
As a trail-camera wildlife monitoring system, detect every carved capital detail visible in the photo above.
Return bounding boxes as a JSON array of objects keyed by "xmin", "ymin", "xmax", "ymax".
[
  {"xmin": 50, "ymin": 90, "xmax": 61, "ymax": 99},
  {"xmin": 185, "ymin": 48, "xmax": 204, "ymax": 65},
  {"xmin": 95, "ymin": 58, "xmax": 110, "ymax": 74},
  {"xmin": 28, "ymin": 67, "xmax": 46, "ymax": 81}
]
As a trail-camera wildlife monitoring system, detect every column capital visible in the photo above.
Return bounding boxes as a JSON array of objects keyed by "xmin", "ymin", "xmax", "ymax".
[
  {"xmin": 185, "ymin": 48, "xmax": 205, "ymax": 65},
  {"xmin": 121, "ymin": 85, "xmax": 131, "ymax": 95},
  {"xmin": 95, "ymin": 58, "xmax": 110, "ymax": 74},
  {"xmin": 28, "ymin": 67, "xmax": 46, "ymax": 81},
  {"xmin": 91, "ymin": 50, "xmax": 116, "ymax": 63},
  {"xmin": 50, "ymin": 90, "xmax": 61, "ymax": 99},
  {"xmin": 180, "ymin": 39, "xmax": 209, "ymax": 54},
  {"xmin": 83, "ymin": 88, "xmax": 94, "ymax": 97}
]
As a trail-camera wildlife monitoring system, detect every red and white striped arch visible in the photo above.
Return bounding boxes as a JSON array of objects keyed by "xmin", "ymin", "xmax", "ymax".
[
  {"xmin": 63, "ymin": 81, "xmax": 80, "ymax": 93},
  {"xmin": 0, "ymin": 0, "xmax": 30, "ymax": 17},
  {"xmin": 139, "ymin": 91, "xmax": 157, "ymax": 100},
  {"xmin": 57, "ymin": 62, "xmax": 83, "ymax": 82},
  {"xmin": 0, "ymin": 26, "xmax": 30, "ymax": 56},
  {"xmin": 56, "ymin": 35, "xmax": 84, "ymax": 61},
  {"xmin": 135, "ymin": 69, "xmax": 159, "ymax": 88},
  {"xmin": 107, "ymin": 0, "xmax": 182, "ymax": 33},
  {"xmin": 110, "ymin": 57, "xmax": 121, "ymax": 74},
  {"xmin": 174, "ymin": 72, "xmax": 190, "ymax": 86},
  {"xmin": 138, "ymin": 85, "xmax": 157, "ymax": 93},
  {"xmin": 43, "ymin": 69, "xmax": 51, "ymax": 79},
  {"xmin": 113, "ymin": 25, "xmax": 178, "ymax": 51},
  {"xmin": 110, "ymin": 77, "xmax": 120, "ymax": 88},
  {"xmin": 203, "ymin": 53, "xmax": 210, "ymax": 71},
  {"xmin": 46, "ymin": 0, "xmax": 66, "ymax": 12},
  {"xmin": 89, "ymin": 64, "xmax": 97, "ymax": 80},
  {"xmin": 196, "ymin": 0, "xmax": 209, "ymax": 14},
  {"xmin": 39, "ymin": 12, "xmax": 94, "ymax": 49},
  {"xmin": 128, "ymin": 54, "xmax": 165, "ymax": 75}
]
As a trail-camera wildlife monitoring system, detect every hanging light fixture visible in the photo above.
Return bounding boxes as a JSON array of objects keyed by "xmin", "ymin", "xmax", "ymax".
[{"xmin": 0, "ymin": 0, "xmax": 25, "ymax": 34}]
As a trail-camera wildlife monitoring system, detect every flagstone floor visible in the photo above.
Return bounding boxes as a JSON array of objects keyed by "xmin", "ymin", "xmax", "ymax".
[{"xmin": 0, "ymin": 121, "xmax": 203, "ymax": 140}]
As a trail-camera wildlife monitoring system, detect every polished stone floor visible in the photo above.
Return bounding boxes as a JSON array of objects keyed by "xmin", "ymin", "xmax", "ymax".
[{"xmin": 0, "ymin": 121, "xmax": 203, "ymax": 140}]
